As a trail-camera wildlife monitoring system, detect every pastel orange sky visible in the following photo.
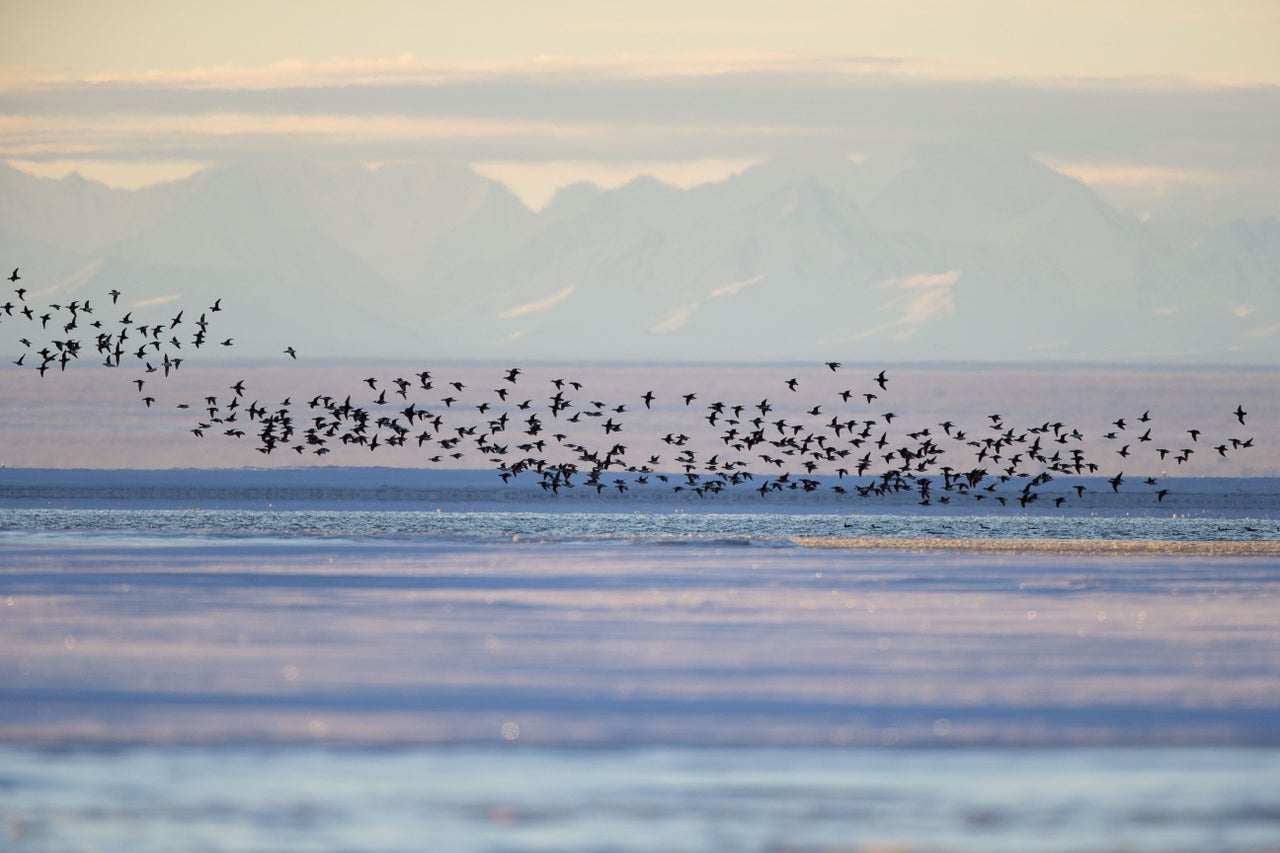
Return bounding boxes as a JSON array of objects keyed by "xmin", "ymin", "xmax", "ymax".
[
  {"xmin": 2, "ymin": 1, "xmax": 1278, "ymax": 213},
  {"xmin": 6, "ymin": 1, "xmax": 1278, "ymax": 81}
]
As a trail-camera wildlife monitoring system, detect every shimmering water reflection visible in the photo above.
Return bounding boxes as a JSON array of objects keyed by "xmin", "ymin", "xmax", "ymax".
[
  {"xmin": 3, "ymin": 746, "xmax": 1277, "ymax": 853},
  {"xmin": 3, "ymin": 507, "xmax": 1278, "ymax": 544}
]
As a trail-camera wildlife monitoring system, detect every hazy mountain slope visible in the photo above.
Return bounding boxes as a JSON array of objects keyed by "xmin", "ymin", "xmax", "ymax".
[
  {"xmin": 2, "ymin": 152, "xmax": 1276, "ymax": 363},
  {"xmin": 0, "ymin": 163, "xmax": 184, "ymax": 256}
]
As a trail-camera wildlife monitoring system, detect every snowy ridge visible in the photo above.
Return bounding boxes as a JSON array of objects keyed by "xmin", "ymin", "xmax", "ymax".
[{"xmin": 5, "ymin": 151, "xmax": 1278, "ymax": 362}]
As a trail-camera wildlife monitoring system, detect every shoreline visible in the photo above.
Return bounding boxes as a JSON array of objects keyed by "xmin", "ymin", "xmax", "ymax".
[{"xmin": 792, "ymin": 536, "xmax": 1280, "ymax": 556}]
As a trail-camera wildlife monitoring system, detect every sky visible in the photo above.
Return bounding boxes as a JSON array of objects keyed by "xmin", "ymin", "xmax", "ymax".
[
  {"xmin": 2, "ymin": 2, "xmax": 1278, "ymax": 464},
  {"xmin": 2, "ymin": 0, "xmax": 1278, "ymax": 213}
]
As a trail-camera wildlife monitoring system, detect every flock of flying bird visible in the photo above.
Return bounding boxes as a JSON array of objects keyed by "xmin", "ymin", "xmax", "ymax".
[{"xmin": 2, "ymin": 267, "xmax": 1259, "ymax": 508}]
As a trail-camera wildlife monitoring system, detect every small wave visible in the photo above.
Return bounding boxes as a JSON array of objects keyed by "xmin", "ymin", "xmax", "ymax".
[
  {"xmin": 3, "ymin": 507, "xmax": 1278, "ymax": 548},
  {"xmin": 641, "ymin": 536, "xmax": 773, "ymax": 548}
]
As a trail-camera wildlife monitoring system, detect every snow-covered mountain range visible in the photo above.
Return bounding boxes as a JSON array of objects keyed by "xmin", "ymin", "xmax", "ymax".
[{"xmin": 3, "ymin": 148, "xmax": 1276, "ymax": 363}]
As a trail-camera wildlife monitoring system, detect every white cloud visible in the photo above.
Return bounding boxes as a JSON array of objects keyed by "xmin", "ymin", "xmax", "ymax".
[
  {"xmin": 1, "ymin": 52, "xmax": 1275, "ymax": 217},
  {"xmin": 0, "ymin": 112, "xmax": 601, "ymax": 149},
  {"xmin": 2, "ymin": 52, "xmax": 943, "ymax": 93},
  {"xmin": 498, "ymin": 285, "xmax": 575, "ymax": 319}
]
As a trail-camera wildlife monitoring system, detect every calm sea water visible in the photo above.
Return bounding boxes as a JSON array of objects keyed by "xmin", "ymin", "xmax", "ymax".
[
  {"xmin": 3, "ymin": 505, "xmax": 1278, "ymax": 544},
  {"xmin": 3, "ymin": 496, "xmax": 1279, "ymax": 853},
  {"xmin": 3, "ymin": 745, "xmax": 1278, "ymax": 853}
]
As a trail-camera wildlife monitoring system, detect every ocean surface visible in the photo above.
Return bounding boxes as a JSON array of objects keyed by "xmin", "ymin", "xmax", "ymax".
[
  {"xmin": 4, "ymin": 745, "xmax": 1279, "ymax": 853},
  {"xmin": 4, "ymin": 503, "xmax": 1279, "ymax": 544},
  {"xmin": 2, "ymin": 469, "xmax": 1279, "ymax": 852}
]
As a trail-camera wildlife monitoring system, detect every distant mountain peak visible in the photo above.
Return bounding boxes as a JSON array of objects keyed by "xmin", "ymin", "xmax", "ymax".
[{"xmin": 2, "ymin": 154, "xmax": 1276, "ymax": 363}]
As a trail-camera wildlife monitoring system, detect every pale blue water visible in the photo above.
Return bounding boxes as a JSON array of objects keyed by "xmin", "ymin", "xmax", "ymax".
[
  {"xmin": 3, "ymin": 489, "xmax": 1279, "ymax": 852},
  {"xmin": 3, "ymin": 506, "xmax": 1278, "ymax": 544},
  {"xmin": 3, "ymin": 745, "xmax": 1278, "ymax": 853}
]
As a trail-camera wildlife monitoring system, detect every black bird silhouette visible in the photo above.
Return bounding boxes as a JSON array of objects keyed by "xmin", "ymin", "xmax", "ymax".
[
  {"xmin": 7, "ymin": 268, "xmax": 18, "ymax": 282},
  {"xmin": 3, "ymin": 273, "xmax": 1260, "ymax": 512}
]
